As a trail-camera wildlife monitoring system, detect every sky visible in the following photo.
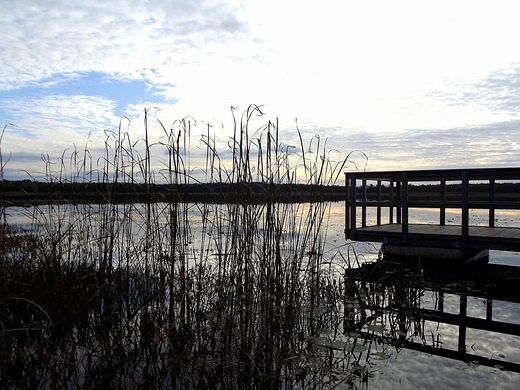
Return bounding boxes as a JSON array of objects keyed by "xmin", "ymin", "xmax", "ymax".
[{"xmin": 1, "ymin": 0, "xmax": 520, "ymax": 182}]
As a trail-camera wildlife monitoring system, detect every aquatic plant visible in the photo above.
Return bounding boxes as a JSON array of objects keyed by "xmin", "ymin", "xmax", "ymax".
[{"xmin": 0, "ymin": 106, "xmax": 370, "ymax": 389}]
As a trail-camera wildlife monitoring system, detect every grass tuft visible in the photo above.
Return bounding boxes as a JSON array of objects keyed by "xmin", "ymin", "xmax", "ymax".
[{"xmin": 0, "ymin": 106, "xmax": 365, "ymax": 389}]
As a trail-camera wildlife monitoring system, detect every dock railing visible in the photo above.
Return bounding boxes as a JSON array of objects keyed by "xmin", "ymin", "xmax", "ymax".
[{"xmin": 345, "ymin": 167, "xmax": 520, "ymax": 248}]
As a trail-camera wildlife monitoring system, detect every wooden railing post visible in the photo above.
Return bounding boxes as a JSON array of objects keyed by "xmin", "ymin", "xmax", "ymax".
[
  {"xmin": 376, "ymin": 180, "xmax": 382, "ymax": 226},
  {"xmin": 401, "ymin": 172, "xmax": 408, "ymax": 243},
  {"xmin": 461, "ymin": 170, "xmax": 469, "ymax": 249},
  {"xmin": 389, "ymin": 180, "xmax": 394, "ymax": 224},
  {"xmin": 349, "ymin": 173, "xmax": 357, "ymax": 240},
  {"xmin": 396, "ymin": 180, "xmax": 402, "ymax": 224},
  {"xmin": 361, "ymin": 179, "xmax": 367, "ymax": 227},
  {"xmin": 345, "ymin": 172, "xmax": 350, "ymax": 238},
  {"xmin": 440, "ymin": 180, "xmax": 446, "ymax": 226},
  {"xmin": 489, "ymin": 179, "xmax": 495, "ymax": 228}
]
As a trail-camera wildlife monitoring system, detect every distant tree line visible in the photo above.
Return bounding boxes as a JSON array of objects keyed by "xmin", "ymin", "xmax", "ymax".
[
  {"xmin": 2, "ymin": 180, "xmax": 518, "ymax": 206},
  {"xmin": 0, "ymin": 180, "xmax": 347, "ymax": 206}
]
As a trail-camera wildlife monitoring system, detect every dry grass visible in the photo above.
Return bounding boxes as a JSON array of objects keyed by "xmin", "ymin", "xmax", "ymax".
[{"xmin": 0, "ymin": 106, "xmax": 373, "ymax": 389}]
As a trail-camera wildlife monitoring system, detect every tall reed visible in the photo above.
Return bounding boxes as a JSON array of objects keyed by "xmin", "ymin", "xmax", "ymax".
[{"xmin": 0, "ymin": 106, "xmax": 361, "ymax": 389}]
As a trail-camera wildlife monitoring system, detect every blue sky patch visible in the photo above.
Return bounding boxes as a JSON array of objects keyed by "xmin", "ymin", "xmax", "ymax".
[{"xmin": 1, "ymin": 72, "xmax": 171, "ymax": 117}]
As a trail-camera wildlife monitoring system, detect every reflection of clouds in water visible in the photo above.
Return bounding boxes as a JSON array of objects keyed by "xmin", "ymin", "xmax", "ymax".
[
  {"xmin": 6, "ymin": 200, "xmax": 520, "ymax": 387},
  {"xmin": 365, "ymin": 303, "xmax": 520, "ymax": 388},
  {"xmin": 421, "ymin": 322, "xmax": 460, "ymax": 351},
  {"xmin": 368, "ymin": 349, "xmax": 520, "ymax": 390},
  {"xmin": 467, "ymin": 328, "xmax": 520, "ymax": 365},
  {"xmin": 468, "ymin": 300, "xmax": 520, "ymax": 369},
  {"xmin": 352, "ymin": 281, "xmax": 520, "ymax": 388},
  {"xmin": 492, "ymin": 251, "xmax": 520, "ymax": 266},
  {"xmin": 466, "ymin": 296, "xmax": 489, "ymax": 318},
  {"xmin": 493, "ymin": 301, "xmax": 520, "ymax": 323},
  {"xmin": 421, "ymin": 292, "xmax": 461, "ymax": 314}
]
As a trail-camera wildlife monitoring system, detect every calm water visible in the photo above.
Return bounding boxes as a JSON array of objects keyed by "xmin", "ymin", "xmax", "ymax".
[
  {"xmin": 326, "ymin": 202, "xmax": 520, "ymax": 389},
  {"xmin": 4, "ymin": 202, "xmax": 520, "ymax": 389}
]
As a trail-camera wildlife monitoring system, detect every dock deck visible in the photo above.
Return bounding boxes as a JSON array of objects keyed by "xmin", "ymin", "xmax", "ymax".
[
  {"xmin": 354, "ymin": 223, "xmax": 520, "ymax": 252},
  {"xmin": 345, "ymin": 168, "xmax": 520, "ymax": 262}
]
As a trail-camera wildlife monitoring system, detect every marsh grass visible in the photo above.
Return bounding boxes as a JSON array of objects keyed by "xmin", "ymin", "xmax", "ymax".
[{"xmin": 0, "ymin": 106, "xmax": 373, "ymax": 389}]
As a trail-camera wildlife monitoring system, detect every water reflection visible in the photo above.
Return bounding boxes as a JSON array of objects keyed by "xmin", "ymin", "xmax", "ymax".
[
  {"xmin": 3, "ymin": 202, "xmax": 520, "ymax": 388},
  {"xmin": 340, "ymin": 261, "xmax": 520, "ymax": 388}
]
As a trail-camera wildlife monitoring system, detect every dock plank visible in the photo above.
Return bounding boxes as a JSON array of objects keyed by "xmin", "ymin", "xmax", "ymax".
[{"xmin": 350, "ymin": 223, "xmax": 520, "ymax": 252}]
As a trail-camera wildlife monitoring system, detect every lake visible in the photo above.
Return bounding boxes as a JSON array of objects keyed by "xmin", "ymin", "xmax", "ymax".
[
  {"xmin": 3, "ymin": 201, "xmax": 520, "ymax": 389},
  {"xmin": 327, "ymin": 202, "xmax": 520, "ymax": 389}
]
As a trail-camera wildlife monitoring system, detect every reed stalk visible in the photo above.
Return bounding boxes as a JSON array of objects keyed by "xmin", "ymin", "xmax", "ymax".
[{"xmin": 0, "ymin": 106, "xmax": 363, "ymax": 389}]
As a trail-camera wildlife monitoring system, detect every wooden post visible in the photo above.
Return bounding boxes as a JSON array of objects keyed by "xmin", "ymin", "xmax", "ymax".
[
  {"xmin": 362, "ymin": 179, "xmax": 367, "ymax": 228},
  {"xmin": 458, "ymin": 294, "xmax": 467, "ymax": 353},
  {"xmin": 440, "ymin": 180, "xmax": 446, "ymax": 226},
  {"xmin": 396, "ymin": 180, "xmax": 402, "ymax": 224},
  {"xmin": 349, "ymin": 174, "xmax": 357, "ymax": 240},
  {"xmin": 486, "ymin": 299, "xmax": 493, "ymax": 322},
  {"xmin": 489, "ymin": 179, "xmax": 495, "ymax": 228},
  {"xmin": 377, "ymin": 180, "xmax": 382, "ymax": 226},
  {"xmin": 345, "ymin": 172, "xmax": 350, "ymax": 238},
  {"xmin": 389, "ymin": 180, "xmax": 394, "ymax": 224},
  {"xmin": 461, "ymin": 170, "xmax": 469, "ymax": 249},
  {"xmin": 401, "ymin": 172, "xmax": 408, "ymax": 244}
]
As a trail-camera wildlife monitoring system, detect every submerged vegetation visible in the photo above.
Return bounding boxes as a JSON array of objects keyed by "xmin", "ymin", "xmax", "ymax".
[{"xmin": 0, "ymin": 106, "xmax": 374, "ymax": 389}]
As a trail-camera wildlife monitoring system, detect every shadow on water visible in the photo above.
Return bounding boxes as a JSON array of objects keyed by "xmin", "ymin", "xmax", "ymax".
[{"xmin": 344, "ymin": 257, "xmax": 520, "ymax": 386}]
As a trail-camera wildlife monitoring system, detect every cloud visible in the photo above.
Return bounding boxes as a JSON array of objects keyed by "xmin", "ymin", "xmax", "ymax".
[
  {"xmin": 0, "ymin": 0, "xmax": 250, "ymax": 91},
  {"xmin": 2, "ymin": 0, "xmax": 520, "ymax": 179},
  {"xmin": 0, "ymin": 94, "xmax": 121, "ymax": 179},
  {"xmin": 468, "ymin": 66, "xmax": 520, "ymax": 113}
]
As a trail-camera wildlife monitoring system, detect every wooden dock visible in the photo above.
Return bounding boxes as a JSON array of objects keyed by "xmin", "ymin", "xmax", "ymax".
[{"xmin": 345, "ymin": 167, "xmax": 520, "ymax": 263}]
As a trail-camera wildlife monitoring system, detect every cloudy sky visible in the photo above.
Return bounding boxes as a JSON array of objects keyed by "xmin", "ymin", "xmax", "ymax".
[{"xmin": 1, "ymin": 0, "xmax": 520, "ymax": 181}]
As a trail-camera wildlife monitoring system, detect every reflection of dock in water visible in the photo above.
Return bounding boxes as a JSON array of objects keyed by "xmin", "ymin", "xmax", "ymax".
[{"xmin": 346, "ymin": 261, "xmax": 520, "ymax": 374}]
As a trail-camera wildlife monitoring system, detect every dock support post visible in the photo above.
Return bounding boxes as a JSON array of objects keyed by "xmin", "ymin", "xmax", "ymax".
[
  {"xmin": 345, "ymin": 172, "xmax": 350, "ymax": 239},
  {"xmin": 376, "ymin": 180, "xmax": 382, "ymax": 225},
  {"xmin": 440, "ymin": 180, "xmax": 446, "ymax": 226},
  {"xmin": 350, "ymin": 174, "xmax": 357, "ymax": 239},
  {"xmin": 401, "ymin": 172, "xmax": 408, "ymax": 244},
  {"xmin": 389, "ymin": 180, "xmax": 394, "ymax": 224},
  {"xmin": 489, "ymin": 179, "xmax": 495, "ymax": 228},
  {"xmin": 461, "ymin": 170, "xmax": 469, "ymax": 249}
]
